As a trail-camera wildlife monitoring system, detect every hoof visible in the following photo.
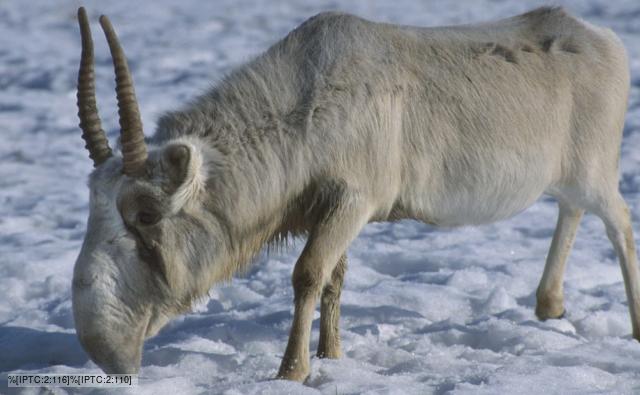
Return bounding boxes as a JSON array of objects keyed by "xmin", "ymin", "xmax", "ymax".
[
  {"xmin": 276, "ymin": 361, "xmax": 309, "ymax": 383},
  {"xmin": 536, "ymin": 306, "xmax": 565, "ymax": 321},
  {"xmin": 275, "ymin": 370, "xmax": 309, "ymax": 383},
  {"xmin": 535, "ymin": 295, "xmax": 565, "ymax": 321},
  {"xmin": 316, "ymin": 349, "xmax": 341, "ymax": 359}
]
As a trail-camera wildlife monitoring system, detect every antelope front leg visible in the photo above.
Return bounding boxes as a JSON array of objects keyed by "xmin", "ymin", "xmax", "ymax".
[
  {"xmin": 317, "ymin": 254, "xmax": 347, "ymax": 359},
  {"xmin": 277, "ymin": 190, "xmax": 368, "ymax": 381}
]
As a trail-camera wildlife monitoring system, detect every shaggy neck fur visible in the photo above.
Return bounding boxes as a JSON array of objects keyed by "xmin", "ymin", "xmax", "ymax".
[{"xmin": 153, "ymin": 43, "xmax": 327, "ymax": 288}]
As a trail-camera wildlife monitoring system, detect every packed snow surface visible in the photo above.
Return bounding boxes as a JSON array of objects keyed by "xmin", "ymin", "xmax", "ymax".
[{"xmin": 2, "ymin": 0, "xmax": 640, "ymax": 393}]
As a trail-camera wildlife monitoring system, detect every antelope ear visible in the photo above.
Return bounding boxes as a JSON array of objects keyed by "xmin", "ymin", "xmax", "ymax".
[
  {"xmin": 162, "ymin": 144, "xmax": 191, "ymax": 190},
  {"xmin": 161, "ymin": 142, "xmax": 206, "ymax": 211}
]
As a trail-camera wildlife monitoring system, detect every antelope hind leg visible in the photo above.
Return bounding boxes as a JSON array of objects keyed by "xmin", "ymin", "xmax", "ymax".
[
  {"xmin": 536, "ymin": 202, "xmax": 583, "ymax": 320},
  {"xmin": 595, "ymin": 193, "xmax": 640, "ymax": 340}
]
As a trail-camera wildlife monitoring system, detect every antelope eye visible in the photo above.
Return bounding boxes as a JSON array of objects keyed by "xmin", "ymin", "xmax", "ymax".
[{"xmin": 137, "ymin": 211, "xmax": 161, "ymax": 226}]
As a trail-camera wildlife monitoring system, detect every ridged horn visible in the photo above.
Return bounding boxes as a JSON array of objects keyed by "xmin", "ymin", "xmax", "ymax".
[
  {"xmin": 77, "ymin": 7, "xmax": 112, "ymax": 167},
  {"xmin": 99, "ymin": 14, "xmax": 147, "ymax": 177}
]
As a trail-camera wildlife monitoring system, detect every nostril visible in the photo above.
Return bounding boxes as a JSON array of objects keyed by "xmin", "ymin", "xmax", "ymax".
[{"xmin": 72, "ymin": 275, "xmax": 96, "ymax": 288}]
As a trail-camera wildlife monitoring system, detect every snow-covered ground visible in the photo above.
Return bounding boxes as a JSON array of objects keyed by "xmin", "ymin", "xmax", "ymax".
[{"xmin": 2, "ymin": 0, "xmax": 640, "ymax": 393}]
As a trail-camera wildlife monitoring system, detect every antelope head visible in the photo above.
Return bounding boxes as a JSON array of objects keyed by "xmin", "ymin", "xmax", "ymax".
[{"xmin": 72, "ymin": 8, "xmax": 220, "ymax": 373}]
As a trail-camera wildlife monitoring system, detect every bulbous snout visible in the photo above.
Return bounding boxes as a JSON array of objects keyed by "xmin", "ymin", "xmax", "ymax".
[
  {"xmin": 72, "ymin": 246, "xmax": 148, "ymax": 374},
  {"xmin": 73, "ymin": 282, "xmax": 147, "ymax": 374},
  {"xmin": 76, "ymin": 326, "xmax": 142, "ymax": 374}
]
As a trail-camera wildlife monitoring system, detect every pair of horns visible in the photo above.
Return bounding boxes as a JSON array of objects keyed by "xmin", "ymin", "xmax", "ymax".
[{"xmin": 77, "ymin": 7, "xmax": 147, "ymax": 176}]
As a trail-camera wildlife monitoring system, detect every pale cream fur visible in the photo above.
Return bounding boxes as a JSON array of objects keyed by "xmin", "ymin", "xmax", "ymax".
[{"xmin": 71, "ymin": 7, "xmax": 637, "ymax": 382}]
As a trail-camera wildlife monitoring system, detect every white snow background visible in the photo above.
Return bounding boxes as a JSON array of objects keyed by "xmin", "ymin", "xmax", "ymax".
[{"xmin": 2, "ymin": 0, "xmax": 640, "ymax": 393}]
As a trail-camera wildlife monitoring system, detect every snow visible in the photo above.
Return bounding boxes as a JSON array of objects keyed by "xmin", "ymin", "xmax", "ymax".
[{"xmin": 2, "ymin": 0, "xmax": 640, "ymax": 393}]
